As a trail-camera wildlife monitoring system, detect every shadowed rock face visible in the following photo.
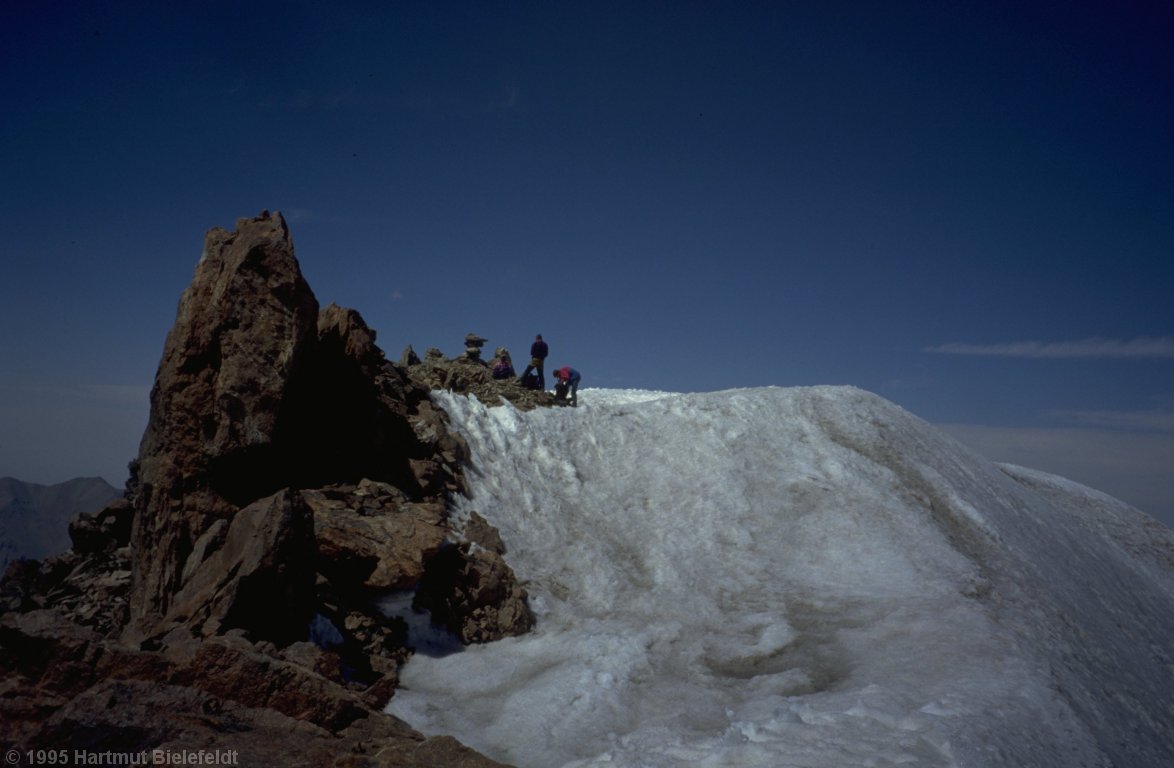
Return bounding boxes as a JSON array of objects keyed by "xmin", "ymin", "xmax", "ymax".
[
  {"xmin": 282, "ymin": 303, "xmax": 427, "ymax": 492},
  {"xmin": 129, "ymin": 210, "xmax": 321, "ymax": 634},
  {"xmin": 1, "ymin": 211, "xmax": 530, "ymax": 766},
  {"xmin": 163, "ymin": 488, "xmax": 317, "ymax": 646},
  {"xmin": 127, "ymin": 212, "xmax": 496, "ymax": 646}
]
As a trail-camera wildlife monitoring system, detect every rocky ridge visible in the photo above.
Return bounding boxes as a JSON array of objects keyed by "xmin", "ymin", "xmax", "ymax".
[
  {"xmin": 0, "ymin": 211, "xmax": 538, "ymax": 766},
  {"xmin": 399, "ymin": 340, "xmax": 557, "ymax": 412}
]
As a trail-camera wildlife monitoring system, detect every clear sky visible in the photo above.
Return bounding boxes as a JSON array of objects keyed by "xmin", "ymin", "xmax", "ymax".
[{"xmin": 2, "ymin": 1, "xmax": 1172, "ymax": 525}]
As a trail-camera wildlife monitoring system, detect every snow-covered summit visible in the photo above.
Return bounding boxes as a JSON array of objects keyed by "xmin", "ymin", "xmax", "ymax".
[{"xmin": 388, "ymin": 385, "xmax": 1174, "ymax": 768}]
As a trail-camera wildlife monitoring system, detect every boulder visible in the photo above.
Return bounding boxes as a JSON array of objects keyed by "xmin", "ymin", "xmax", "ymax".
[
  {"xmin": 164, "ymin": 489, "xmax": 317, "ymax": 645},
  {"xmin": 69, "ymin": 498, "xmax": 133, "ymax": 554},
  {"xmin": 177, "ymin": 633, "xmax": 371, "ymax": 731},
  {"xmin": 308, "ymin": 486, "xmax": 448, "ymax": 592},
  {"xmin": 414, "ymin": 544, "xmax": 534, "ymax": 644},
  {"xmin": 400, "ymin": 344, "xmax": 421, "ymax": 366}
]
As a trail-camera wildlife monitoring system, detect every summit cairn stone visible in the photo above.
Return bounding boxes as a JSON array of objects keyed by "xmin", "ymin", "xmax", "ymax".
[{"xmin": 462, "ymin": 333, "xmax": 489, "ymax": 362}]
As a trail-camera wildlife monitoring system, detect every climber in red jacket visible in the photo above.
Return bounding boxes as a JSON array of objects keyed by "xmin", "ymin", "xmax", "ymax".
[{"xmin": 553, "ymin": 366, "xmax": 581, "ymax": 407}]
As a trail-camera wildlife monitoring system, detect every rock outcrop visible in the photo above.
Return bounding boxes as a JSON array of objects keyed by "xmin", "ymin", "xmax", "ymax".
[
  {"xmin": 401, "ymin": 340, "xmax": 557, "ymax": 411},
  {"xmin": 128, "ymin": 210, "xmax": 319, "ymax": 635},
  {"xmin": 0, "ymin": 211, "xmax": 533, "ymax": 766},
  {"xmin": 163, "ymin": 488, "xmax": 317, "ymax": 645}
]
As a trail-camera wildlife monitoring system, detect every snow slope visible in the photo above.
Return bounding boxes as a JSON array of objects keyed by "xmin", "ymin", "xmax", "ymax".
[{"xmin": 386, "ymin": 386, "xmax": 1174, "ymax": 768}]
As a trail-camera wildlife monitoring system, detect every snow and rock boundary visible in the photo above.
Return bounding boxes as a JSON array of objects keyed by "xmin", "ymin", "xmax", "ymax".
[{"xmin": 390, "ymin": 385, "xmax": 1174, "ymax": 768}]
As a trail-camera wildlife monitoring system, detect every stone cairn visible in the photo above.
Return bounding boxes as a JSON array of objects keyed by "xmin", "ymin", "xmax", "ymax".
[{"xmin": 462, "ymin": 333, "xmax": 489, "ymax": 362}]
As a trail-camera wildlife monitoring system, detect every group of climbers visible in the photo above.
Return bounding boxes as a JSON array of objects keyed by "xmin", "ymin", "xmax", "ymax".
[{"xmin": 492, "ymin": 333, "xmax": 581, "ymax": 407}]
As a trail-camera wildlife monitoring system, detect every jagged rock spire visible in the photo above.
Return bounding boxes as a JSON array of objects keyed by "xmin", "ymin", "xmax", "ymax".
[{"xmin": 129, "ymin": 211, "xmax": 320, "ymax": 639}]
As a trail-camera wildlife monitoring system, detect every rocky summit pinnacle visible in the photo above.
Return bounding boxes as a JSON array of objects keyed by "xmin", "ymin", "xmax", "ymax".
[
  {"xmin": 1, "ymin": 211, "xmax": 530, "ymax": 766},
  {"xmin": 123, "ymin": 209, "xmax": 533, "ymax": 646},
  {"xmin": 129, "ymin": 210, "xmax": 321, "ymax": 635}
]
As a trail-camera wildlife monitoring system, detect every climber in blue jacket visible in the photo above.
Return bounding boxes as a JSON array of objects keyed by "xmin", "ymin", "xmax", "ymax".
[{"xmin": 521, "ymin": 334, "xmax": 549, "ymax": 390}]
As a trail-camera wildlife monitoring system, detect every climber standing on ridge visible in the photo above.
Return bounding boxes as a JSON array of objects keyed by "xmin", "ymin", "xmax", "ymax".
[
  {"xmin": 521, "ymin": 334, "xmax": 548, "ymax": 390},
  {"xmin": 553, "ymin": 365, "xmax": 581, "ymax": 407}
]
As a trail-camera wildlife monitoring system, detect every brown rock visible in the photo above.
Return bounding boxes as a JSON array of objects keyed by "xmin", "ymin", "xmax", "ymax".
[
  {"xmin": 129, "ymin": 211, "xmax": 320, "ymax": 637},
  {"xmin": 400, "ymin": 345, "xmax": 421, "ymax": 366},
  {"xmin": 0, "ymin": 549, "xmax": 132, "ymax": 638},
  {"xmin": 180, "ymin": 633, "xmax": 370, "ymax": 731},
  {"xmin": 462, "ymin": 511, "xmax": 506, "ymax": 555},
  {"xmin": 0, "ymin": 608, "xmax": 103, "ymax": 688},
  {"xmin": 126, "ymin": 213, "xmax": 448, "ymax": 641},
  {"xmin": 414, "ymin": 545, "xmax": 534, "ymax": 644},
  {"xmin": 69, "ymin": 498, "xmax": 133, "ymax": 554},
  {"xmin": 288, "ymin": 304, "xmax": 427, "ymax": 492},
  {"xmin": 402, "ymin": 335, "xmax": 556, "ymax": 412},
  {"xmin": 372, "ymin": 734, "xmax": 512, "ymax": 767},
  {"xmin": 164, "ymin": 489, "xmax": 317, "ymax": 645},
  {"xmin": 313, "ymin": 498, "xmax": 448, "ymax": 592},
  {"xmin": 1, "ymin": 212, "xmax": 531, "ymax": 768}
]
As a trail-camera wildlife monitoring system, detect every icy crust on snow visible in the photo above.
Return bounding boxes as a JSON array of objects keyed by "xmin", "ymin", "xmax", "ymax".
[
  {"xmin": 997, "ymin": 463, "xmax": 1174, "ymax": 585},
  {"xmin": 387, "ymin": 386, "xmax": 1174, "ymax": 768}
]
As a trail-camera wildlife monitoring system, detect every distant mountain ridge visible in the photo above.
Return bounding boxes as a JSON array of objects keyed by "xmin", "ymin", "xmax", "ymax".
[{"xmin": 0, "ymin": 476, "xmax": 121, "ymax": 572}]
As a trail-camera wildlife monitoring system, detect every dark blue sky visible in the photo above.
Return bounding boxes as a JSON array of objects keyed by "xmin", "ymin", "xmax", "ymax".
[{"xmin": 3, "ymin": 1, "xmax": 1172, "ymax": 524}]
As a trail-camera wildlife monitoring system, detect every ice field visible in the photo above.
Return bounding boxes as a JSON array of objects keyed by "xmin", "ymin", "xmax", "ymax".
[{"xmin": 386, "ymin": 386, "xmax": 1174, "ymax": 767}]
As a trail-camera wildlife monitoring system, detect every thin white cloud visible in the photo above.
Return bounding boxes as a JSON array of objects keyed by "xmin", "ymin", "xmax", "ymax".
[
  {"xmin": 1047, "ymin": 408, "xmax": 1174, "ymax": 433},
  {"xmin": 925, "ymin": 337, "xmax": 1174, "ymax": 360}
]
